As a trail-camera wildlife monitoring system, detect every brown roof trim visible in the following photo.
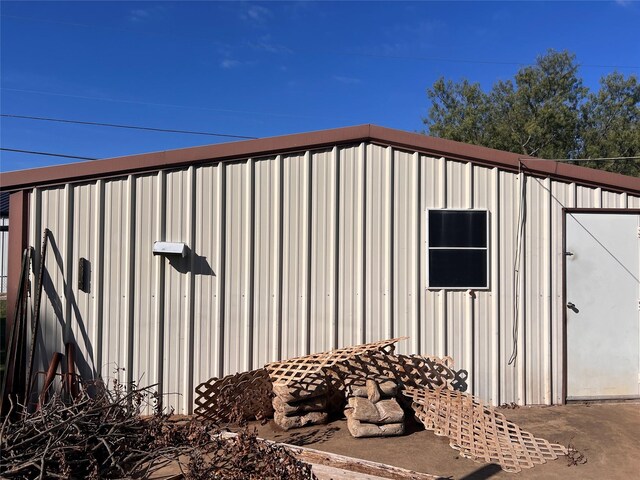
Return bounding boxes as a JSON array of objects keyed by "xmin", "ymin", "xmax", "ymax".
[
  {"xmin": 367, "ymin": 125, "xmax": 640, "ymax": 194},
  {"xmin": 1, "ymin": 124, "xmax": 639, "ymax": 195}
]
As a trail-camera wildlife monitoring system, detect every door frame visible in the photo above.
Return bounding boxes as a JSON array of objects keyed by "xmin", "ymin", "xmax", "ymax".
[{"xmin": 562, "ymin": 208, "xmax": 640, "ymax": 403}]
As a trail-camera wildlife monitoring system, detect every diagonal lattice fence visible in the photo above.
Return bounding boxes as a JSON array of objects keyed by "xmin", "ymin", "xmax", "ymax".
[
  {"xmin": 194, "ymin": 369, "xmax": 273, "ymax": 423},
  {"xmin": 265, "ymin": 337, "xmax": 406, "ymax": 385},
  {"xmin": 403, "ymin": 386, "xmax": 567, "ymax": 473},
  {"xmin": 194, "ymin": 338, "xmax": 407, "ymax": 421},
  {"xmin": 194, "ymin": 338, "xmax": 566, "ymax": 475},
  {"xmin": 329, "ymin": 351, "xmax": 468, "ymax": 393},
  {"xmin": 194, "ymin": 338, "xmax": 466, "ymax": 423}
]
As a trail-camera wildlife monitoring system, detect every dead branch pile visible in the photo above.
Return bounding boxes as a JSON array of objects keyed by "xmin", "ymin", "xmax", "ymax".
[
  {"xmin": 187, "ymin": 428, "xmax": 316, "ymax": 480},
  {"xmin": 1, "ymin": 382, "xmax": 174, "ymax": 478},
  {"xmin": 0, "ymin": 381, "xmax": 315, "ymax": 480}
]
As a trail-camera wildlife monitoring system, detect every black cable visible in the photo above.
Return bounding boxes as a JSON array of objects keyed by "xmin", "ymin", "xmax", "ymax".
[
  {"xmin": 0, "ymin": 148, "xmax": 97, "ymax": 160},
  {"xmin": 1, "ymin": 114, "xmax": 258, "ymax": 139}
]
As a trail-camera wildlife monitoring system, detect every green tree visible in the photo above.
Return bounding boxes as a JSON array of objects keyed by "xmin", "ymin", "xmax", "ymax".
[
  {"xmin": 424, "ymin": 50, "xmax": 640, "ymax": 176},
  {"xmin": 579, "ymin": 73, "xmax": 640, "ymax": 176}
]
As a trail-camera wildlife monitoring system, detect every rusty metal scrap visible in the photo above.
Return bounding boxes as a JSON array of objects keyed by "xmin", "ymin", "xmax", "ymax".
[
  {"xmin": 24, "ymin": 229, "xmax": 51, "ymax": 407},
  {"xmin": 403, "ymin": 386, "xmax": 567, "ymax": 473},
  {"xmin": 0, "ymin": 247, "xmax": 32, "ymax": 415},
  {"xmin": 37, "ymin": 352, "xmax": 62, "ymax": 409}
]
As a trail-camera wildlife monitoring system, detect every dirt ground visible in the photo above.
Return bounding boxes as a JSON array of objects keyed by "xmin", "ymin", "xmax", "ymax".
[{"xmin": 253, "ymin": 402, "xmax": 640, "ymax": 479}]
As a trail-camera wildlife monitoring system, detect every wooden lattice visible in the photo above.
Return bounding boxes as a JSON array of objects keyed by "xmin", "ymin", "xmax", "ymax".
[
  {"xmin": 403, "ymin": 386, "xmax": 567, "ymax": 473},
  {"xmin": 265, "ymin": 338, "xmax": 407, "ymax": 386},
  {"xmin": 330, "ymin": 352, "xmax": 468, "ymax": 392},
  {"xmin": 194, "ymin": 369, "xmax": 273, "ymax": 423}
]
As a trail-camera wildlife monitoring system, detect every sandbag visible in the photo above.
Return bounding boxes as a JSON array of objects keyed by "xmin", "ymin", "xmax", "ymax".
[
  {"xmin": 378, "ymin": 380, "xmax": 398, "ymax": 397},
  {"xmin": 273, "ymin": 395, "xmax": 327, "ymax": 416},
  {"xmin": 345, "ymin": 410, "xmax": 404, "ymax": 438},
  {"xmin": 348, "ymin": 396, "xmax": 380, "ymax": 423},
  {"xmin": 274, "ymin": 411, "xmax": 329, "ymax": 431},
  {"xmin": 272, "ymin": 380, "xmax": 327, "ymax": 403},
  {"xmin": 375, "ymin": 399, "xmax": 404, "ymax": 424},
  {"xmin": 366, "ymin": 379, "xmax": 381, "ymax": 403},
  {"xmin": 349, "ymin": 380, "xmax": 398, "ymax": 398}
]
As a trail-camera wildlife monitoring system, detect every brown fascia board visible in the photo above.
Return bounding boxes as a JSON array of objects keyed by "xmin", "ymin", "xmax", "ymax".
[{"xmin": 1, "ymin": 124, "xmax": 639, "ymax": 195}]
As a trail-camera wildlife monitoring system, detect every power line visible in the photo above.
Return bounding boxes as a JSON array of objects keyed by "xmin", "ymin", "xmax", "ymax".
[
  {"xmin": 1, "ymin": 114, "xmax": 258, "ymax": 139},
  {"xmin": 524, "ymin": 156, "xmax": 640, "ymax": 162},
  {"xmin": 3, "ymin": 148, "xmax": 638, "ymax": 169},
  {"xmin": 1, "ymin": 88, "xmax": 335, "ymax": 120},
  {"xmin": 0, "ymin": 148, "xmax": 97, "ymax": 161}
]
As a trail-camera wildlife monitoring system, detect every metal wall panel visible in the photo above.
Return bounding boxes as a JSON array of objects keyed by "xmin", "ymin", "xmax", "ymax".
[
  {"xmin": 193, "ymin": 165, "xmax": 222, "ymax": 383},
  {"xmin": 100, "ymin": 179, "xmax": 131, "ymax": 387},
  {"xmin": 550, "ymin": 180, "xmax": 572, "ymax": 404},
  {"xmin": 281, "ymin": 153, "xmax": 308, "ymax": 359},
  {"xmin": 35, "ymin": 187, "xmax": 68, "ymax": 384},
  {"xmin": 338, "ymin": 145, "xmax": 365, "ymax": 348},
  {"xmin": 69, "ymin": 182, "xmax": 101, "ymax": 382},
  {"xmin": 524, "ymin": 177, "xmax": 549, "ymax": 405},
  {"xmin": 602, "ymin": 190, "xmax": 623, "ymax": 208},
  {"xmin": 132, "ymin": 174, "xmax": 161, "ymax": 394},
  {"xmin": 392, "ymin": 149, "xmax": 420, "ymax": 354},
  {"xmin": 576, "ymin": 185, "xmax": 599, "ymax": 208},
  {"xmin": 252, "ymin": 158, "xmax": 279, "ymax": 367},
  {"xmin": 162, "ymin": 169, "xmax": 193, "ymax": 412},
  {"xmin": 420, "ymin": 155, "xmax": 446, "ymax": 359},
  {"xmin": 471, "ymin": 165, "xmax": 493, "ymax": 402},
  {"xmin": 223, "ymin": 162, "xmax": 251, "ymax": 376},
  {"xmin": 444, "ymin": 161, "xmax": 472, "ymax": 390},
  {"xmin": 364, "ymin": 145, "xmax": 392, "ymax": 343},
  {"xmin": 26, "ymin": 141, "xmax": 640, "ymax": 413},
  {"xmin": 310, "ymin": 150, "xmax": 336, "ymax": 352},
  {"xmin": 498, "ymin": 170, "xmax": 520, "ymax": 405}
]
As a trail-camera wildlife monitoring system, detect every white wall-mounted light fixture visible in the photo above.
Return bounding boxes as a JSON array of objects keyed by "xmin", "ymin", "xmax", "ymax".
[{"xmin": 153, "ymin": 241, "xmax": 187, "ymax": 257}]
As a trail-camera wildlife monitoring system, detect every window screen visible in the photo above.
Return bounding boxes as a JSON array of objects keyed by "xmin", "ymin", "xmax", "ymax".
[{"xmin": 428, "ymin": 210, "xmax": 488, "ymax": 288}]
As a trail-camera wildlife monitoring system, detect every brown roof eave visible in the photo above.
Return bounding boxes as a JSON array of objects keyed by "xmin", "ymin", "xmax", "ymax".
[
  {"xmin": 0, "ymin": 125, "xmax": 373, "ymax": 191},
  {"xmin": 1, "ymin": 124, "xmax": 639, "ymax": 196}
]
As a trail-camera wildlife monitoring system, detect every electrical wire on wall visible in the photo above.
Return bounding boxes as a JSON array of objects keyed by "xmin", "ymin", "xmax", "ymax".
[{"xmin": 508, "ymin": 160, "xmax": 527, "ymax": 366}]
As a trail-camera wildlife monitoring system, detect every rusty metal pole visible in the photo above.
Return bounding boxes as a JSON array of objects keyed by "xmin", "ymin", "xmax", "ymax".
[
  {"xmin": 65, "ymin": 343, "xmax": 79, "ymax": 399},
  {"xmin": 24, "ymin": 229, "xmax": 50, "ymax": 409},
  {"xmin": 0, "ymin": 248, "xmax": 31, "ymax": 415},
  {"xmin": 38, "ymin": 352, "xmax": 62, "ymax": 410}
]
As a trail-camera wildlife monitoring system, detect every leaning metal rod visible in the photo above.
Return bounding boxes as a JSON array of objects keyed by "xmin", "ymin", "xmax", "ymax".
[
  {"xmin": 38, "ymin": 352, "xmax": 62, "ymax": 410},
  {"xmin": 24, "ymin": 229, "xmax": 51, "ymax": 409},
  {"xmin": 0, "ymin": 248, "xmax": 31, "ymax": 415}
]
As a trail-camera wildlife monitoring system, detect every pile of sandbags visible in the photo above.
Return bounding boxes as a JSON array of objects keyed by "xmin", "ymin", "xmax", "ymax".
[
  {"xmin": 272, "ymin": 380, "xmax": 329, "ymax": 431},
  {"xmin": 344, "ymin": 379, "xmax": 405, "ymax": 438}
]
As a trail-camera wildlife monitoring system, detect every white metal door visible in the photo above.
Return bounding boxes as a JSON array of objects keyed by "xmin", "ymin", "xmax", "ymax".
[{"xmin": 566, "ymin": 212, "xmax": 640, "ymax": 400}]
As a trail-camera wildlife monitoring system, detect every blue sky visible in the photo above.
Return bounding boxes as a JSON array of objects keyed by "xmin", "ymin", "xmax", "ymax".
[{"xmin": 1, "ymin": 1, "xmax": 639, "ymax": 173}]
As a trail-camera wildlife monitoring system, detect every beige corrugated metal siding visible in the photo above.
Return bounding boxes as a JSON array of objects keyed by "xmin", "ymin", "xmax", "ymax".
[{"xmin": 26, "ymin": 142, "xmax": 638, "ymax": 413}]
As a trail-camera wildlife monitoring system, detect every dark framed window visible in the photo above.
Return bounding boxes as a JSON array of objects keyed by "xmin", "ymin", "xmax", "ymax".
[{"xmin": 428, "ymin": 210, "xmax": 489, "ymax": 289}]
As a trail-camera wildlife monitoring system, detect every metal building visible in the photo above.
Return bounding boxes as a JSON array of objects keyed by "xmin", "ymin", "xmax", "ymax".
[{"xmin": 2, "ymin": 125, "xmax": 639, "ymax": 413}]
